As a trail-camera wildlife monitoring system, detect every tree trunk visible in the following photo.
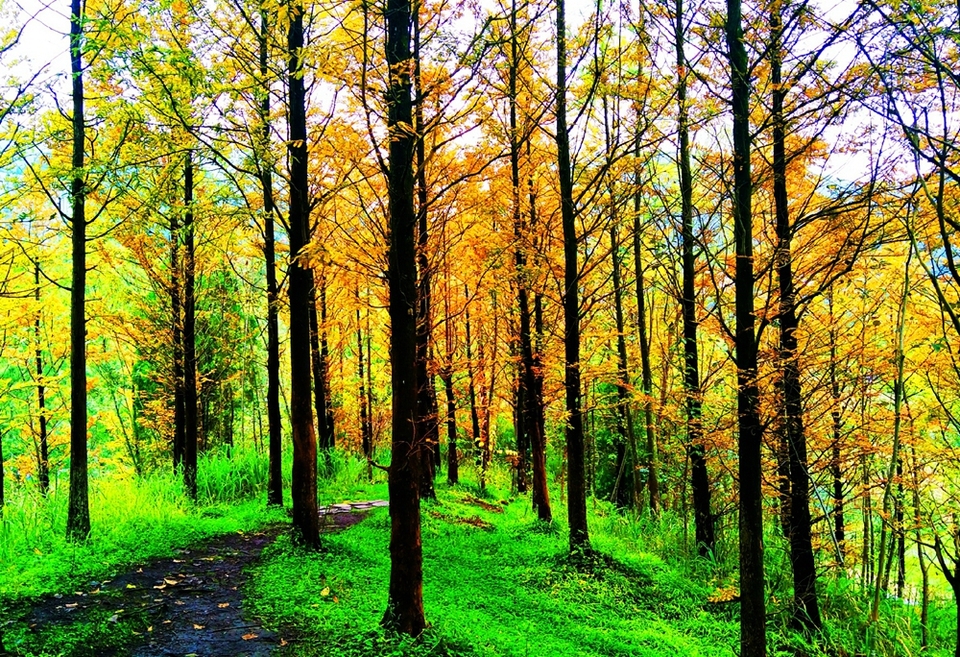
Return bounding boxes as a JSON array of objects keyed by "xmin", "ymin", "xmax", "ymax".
[
  {"xmin": 413, "ymin": 7, "xmax": 439, "ymax": 499},
  {"xmin": 557, "ymin": 0, "xmax": 588, "ymax": 553},
  {"xmin": 632, "ymin": 165, "xmax": 658, "ymax": 515},
  {"xmin": 357, "ymin": 301, "xmax": 372, "ymax": 477},
  {"xmin": 261, "ymin": 7, "xmax": 282, "ymax": 509},
  {"xmin": 35, "ymin": 259, "xmax": 49, "ymax": 495},
  {"xmin": 828, "ymin": 289, "xmax": 844, "ymax": 559},
  {"xmin": 726, "ymin": 0, "xmax": 765, "ymax": 649},
  {"xmin": 182, "ymin": 151, "xmax": 199, "ymax": 501},
  {"xmin": 675, "ymin": 0, "xmax": 712, "ymax": 554},
  {"xmin": 382, "ymin": 0, "xmax": 426, "ymax": 632},
  {"xmin": 309, "ymin": 277, "xmax": 334, "ymax": 470},
  {"xmin": 465, "ymin": 285, "xmax": 481, "ymax": 459},
  {"xmin": 66, "ymin": 0, "xmax": 90, "ymax": 542},
  {"xmin": 610, "ymin": 220, "xmax": 634, "ymax": 509},
  {"xmin": 171, "ymin": 175, "xmax": 186, "ymax": 479},
  {"xmin": 771, "ymin": 2, "xmax": 821, "ymax": 631},
  {"xmin": 287, "ymin": 3, "xmax": 320, "ymax": 548},
  {"xmin": 442, "ymin": 273, "xmax": 459, "ymax": 485}
]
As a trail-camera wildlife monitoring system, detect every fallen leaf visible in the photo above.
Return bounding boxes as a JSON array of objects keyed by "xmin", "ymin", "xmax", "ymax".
[
  {"xmin": 163, "ymin": 578, "xmax": 179, "ymax": 586},
  {"xmin": 280, "ymin": 639, "xmax": 288, "ymax": 647},
  {"xmin": 241, "ymin": 633, "xmax": 258, "ymax": 641},
  {"xmin": 153, "ymin": 584, "xmax": 166, "ymax": 590},
  {"xmin": 163, "ymin": 620, "xmax": 172, "ymax": 624},
  {"xmin": 193, "ymin": 623, "xmax": 205, "ymax": 630},
  {"xmin": 147, "ymin": 626, "xmax": 153, "ymax": 632},
  {"xmin": 126, "ymin": 584, "xmax": 137, "ymax": 590},
  {"xmin": 218, "ymin": 603, "xmax": 230, "ymax": 608},
  {"xmin": 65, "ymin": 603, "xmax": 78, "ymax": 609},
  {"xmin": 320, "ymin": 587, "xmax": 330, "ymax": 597},
  {"xmin": 333, "ymin": 596, "xmax": 339, "ymax": 603},
  {"xmin": 108, "ymin": 615, "xmax": 119, "ymax": 623}
]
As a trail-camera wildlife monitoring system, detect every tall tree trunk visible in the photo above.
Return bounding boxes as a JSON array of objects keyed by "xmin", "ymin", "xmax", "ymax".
[
  {"xmin": 382, "ymin": 0, "xmax": 426, "ymax": 632},
  {"xmin": 675, "ymin": 0, "xmax": 712, "ymax": 555},
  {"xmin": 287, "ymin": 2, "xmax": 320, "ymax": 548},
  {"xmin": 182, "ymin": 151, "xmax": 199, "ymax": 501},
  {"xmin": 66, "ymin": 0, "xmax": 90, "ymax": 542},
  {"xmin": 632, "ymin": 160, "xmax": 658, "ymax": 515},
  {"xmin": 35, "ymin": 259, "xmax": 49, "ymax": 495},
  {"xmin": 261, "ymin": 7, "xmax": 283, "ymax": 508},
  {"xmin": 171, "ymin": 173, "xmax": 186, "ymax": 479},
  {"xmin": 726, "ymin": 0, "xmax": 765, "ymax": 650},
  {"xmin": 479, "ymin": 290, "xmax": 499, "ymax": 491},
  {"xmin": 771, "ymin": 2, "xmax": 820, "ymax": 630},
  {"xmin": 870, "ymin": 250, "xmax": 910, "ymax": 638},
  {"xmin": 413, "ymin": 5, "xmax": 439, "ymax": 499},
  {"xmin": 610, "ymin": 220, "xmax": 634, "ymax": 509},
  {"xmin": 557, "ymin": 0, "xmax": 588, "ymax": 553}
]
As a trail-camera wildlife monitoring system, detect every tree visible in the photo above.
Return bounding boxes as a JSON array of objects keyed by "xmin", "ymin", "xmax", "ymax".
[
  {"xmin": 556, "ymin": 0, "xmax": 589, "ymax": 553},
  {"xmin": 287, "ymin": 0, "xmax": 320, "ymax": 548},
  {"xmin": 65, "ymin": 0, "xmax": 90, "ymax": 542},
  {"xmin": 382, "ymin": 0, "xmax": 426, "ymax": 633},
  {"xmin": 725, "ymin": 0, "xmax": 765, "ymax": 651}
]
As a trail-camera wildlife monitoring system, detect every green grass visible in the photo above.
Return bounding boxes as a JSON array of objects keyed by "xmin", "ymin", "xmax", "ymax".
[
  {"xmin": 249, "ymin": 478, "xmax": 739, "ymax": 657},
  {"xmin": 0, "ymin": 448, "xmax": 287, "ymax": 604}
]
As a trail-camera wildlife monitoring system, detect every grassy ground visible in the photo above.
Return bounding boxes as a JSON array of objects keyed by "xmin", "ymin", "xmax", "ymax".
[
  {"xmin": 250, "ymin": 487, "xmax": 739, "ymax": 657},
  {"xmin": 0, "ymin": 451, "xmax": 954, "ymax": 656}
]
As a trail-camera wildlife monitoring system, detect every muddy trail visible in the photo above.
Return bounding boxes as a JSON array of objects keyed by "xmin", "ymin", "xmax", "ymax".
[{"xmin": 0, "ymin": 501, "xmax": 388, "ymax": 657}]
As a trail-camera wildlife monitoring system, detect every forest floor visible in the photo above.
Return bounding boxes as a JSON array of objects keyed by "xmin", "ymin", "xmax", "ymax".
[{"xmin": 1, "ymin": 501, "xmax": 387, "ymax": 657}]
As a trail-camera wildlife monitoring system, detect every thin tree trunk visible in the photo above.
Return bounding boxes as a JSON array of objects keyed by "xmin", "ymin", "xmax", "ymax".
[
  {"xmin": 172, "ymin": 196, "xmax": 185, "ymax": 477},
  {"xmin": 442, "ymin": 269, "xmax": 459, "ymax": 485},
  {"xmin": 382, "ymin": 0, "xmax": 426, "ymax": 631},
  {"xmin": 465, "ymin": 285, "xmax": 481, "ymax": 458},
  {"xmin": 182, "ymin": 151, "xmax": 199, "ymax": 501},
  {"xmin": 610, "ymin": 220, "xmax": 634, "ymax": 509},
  {"xmin": 557, "ymin": 0, "xmax": 588, "ymax": 553},
  {"xmin": 632, "ymin": 160, "xmax": 658, "ymax": 515},
  {"xmin": 35, "ymin": 259, "xmax": 49, "ymax": 495},
  {"xmin": 675, "ymin": 0, "xmax": 712, "ymax": 555},
  {"xmin": 66, "ymin": 0, "xmax": 90, "ymax": 541},
  {"xmin": 726, "ymin": 0, "xmax": 765, "ymax": 649},
  {"xmin": 309, "ymin": 277, "xmax": 334, "ymax": 471},
  {"xmin": 870, "ymin": 249, "xmax": 910, "ymax": 635},
  {"xmin": 771, "ymin": 1, "xmax": 820, "ymax": 631},
  {"xmin": 261, "ymin": 7, "xmax": 282, "ymax": 508},
  {"xmin": 287, "ymin": 3, "xmax": 320, "ymax": 548},
  {"xmin": 828, "ymin": 288, "xmax": 844, "ymax": 559},
  {"xmin": 357, "ymin": 299, "xmax": 372, "ymax": 477}
]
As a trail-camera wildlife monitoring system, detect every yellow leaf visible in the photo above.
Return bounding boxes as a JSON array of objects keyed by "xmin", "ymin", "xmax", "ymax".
[
  {"xmin": 242, "ymin": 633, "xmax": 258, "ymax": 641},
  {"xmin": 218, "ymin": 603, "xmax": 229, "ymax": 608},
  {"xmin": 193, "ymin": 624, "xmax": 205, "ymax": 630},
  {"xmin": 320, "ymin": 587, "xmax": 330, "ymax": 597}
]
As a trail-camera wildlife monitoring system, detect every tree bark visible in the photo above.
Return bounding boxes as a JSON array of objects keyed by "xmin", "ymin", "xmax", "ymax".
[
  {"xmin": 770, "ymin": 2, "xmax": 821, "ymax": 631},
  {"xmin": 610, "ymin": 220, "xmax": 634, "ymax": 509},
  {"xmin": 726, "ymin": 0, "xmax": 765, "ymax": 649},
  {"xmin": 357, "ymin": 300, "xmax": 373, "ymax": 477},
  {"xmin": 557, "ymin": 0, "xmax": 588, "ymax": 553},
  {"xmin": 442, "ymin": 272, "xmax": 459, "ymax": 485},
  {"xmin": 66, "ymin": 0, "xmax": 90, "ymax": 542},
  {"xmin": 382, "ymin": 0, "xmax": 426, "ymax": 632},
  {"xmin": 675, "ymin": 0, "xmax": 712, "ymax": 554},
  {"xmin": 287, "ymin": 2, "xmax": 320, "ymax": 548},
  {"xmin": 632, "ymin": 164, "xmax": 658, "ymax": 515},
  {"xmin": 261, "ymin": 7, "xmax": 283, "ymax": 508},
  {"xmin": 465, "ymin": 285, "xmax": 481, "ymax": 458},
  {"xmin": 171, "ymin": 179, "xmax": 186, "ymax": 480},
  {"xmin": 309, "ymin": 277, "xmax": 334, "ymax": 470},
  {"xmin": 182, "ymin": 151, "xmax": 199, "ymax": 501},
  {"xmin": 35, "ymin": 259, "xmax": 49, "ymax": 495}
]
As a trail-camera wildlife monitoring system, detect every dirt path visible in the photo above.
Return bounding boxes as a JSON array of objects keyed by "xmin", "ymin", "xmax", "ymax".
[{"xmin": 3, "ymin": 501, "xmax": 387, "ymax": 657}]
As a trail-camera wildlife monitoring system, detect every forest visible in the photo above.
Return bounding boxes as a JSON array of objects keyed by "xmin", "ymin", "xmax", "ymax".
[{"xmin": 0, "ymin": 0, "xmax": 957, "ymax": 654}]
